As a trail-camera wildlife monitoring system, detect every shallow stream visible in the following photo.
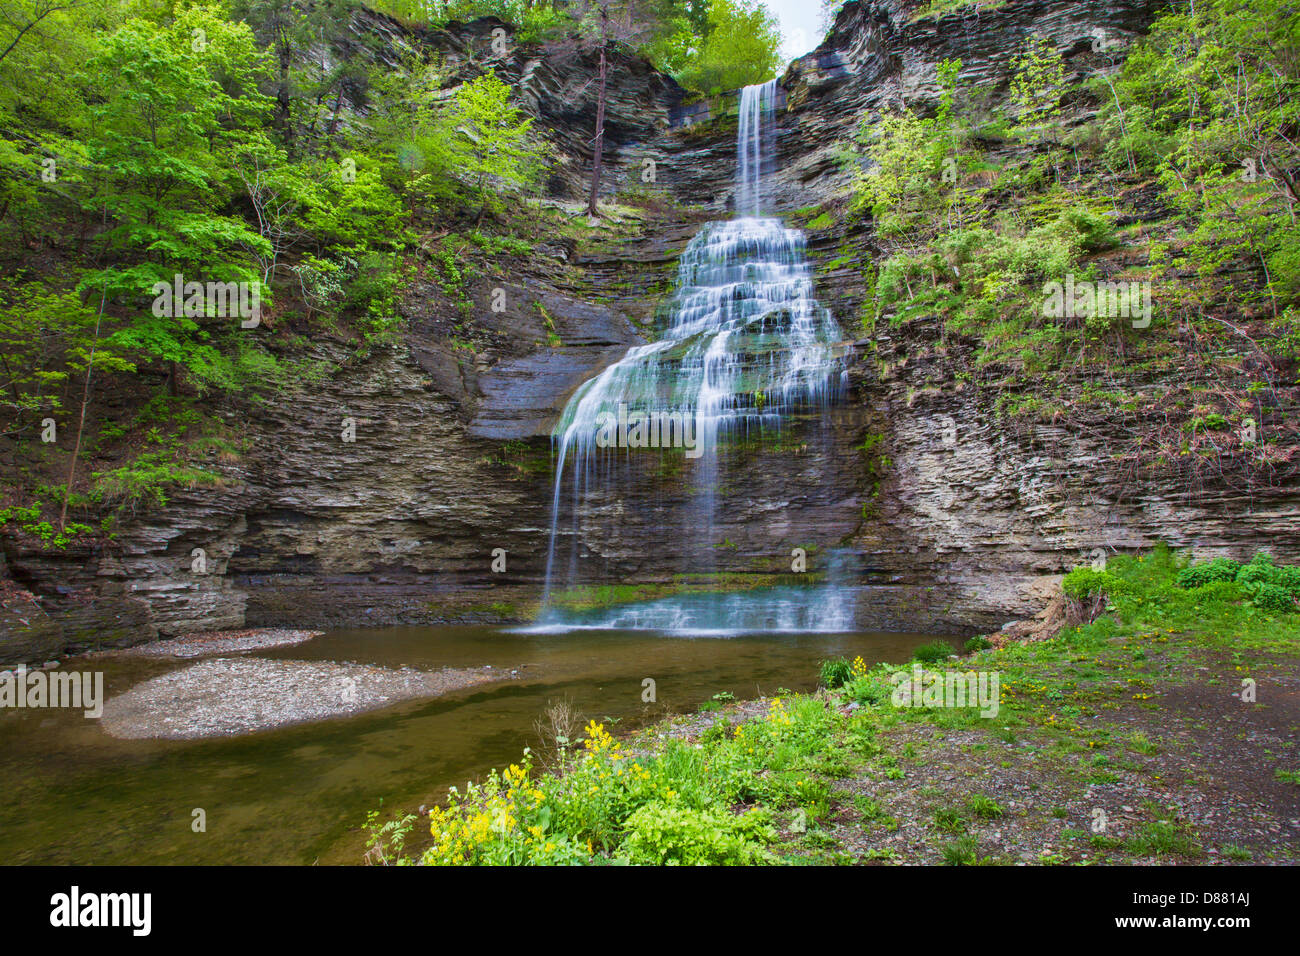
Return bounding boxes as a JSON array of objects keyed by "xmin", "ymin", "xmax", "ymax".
[{"xmin": 0, "ymin": 624, "xmax": 953, "ymax": 864}]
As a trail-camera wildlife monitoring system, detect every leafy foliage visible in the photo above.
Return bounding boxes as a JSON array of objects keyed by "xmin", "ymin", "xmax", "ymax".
[
  {"xmin": 1063, "ymin": 567, "xmax": 1135, "ymax": 601},
  {"xmin": 0, "ymin": 0, "xmax": 558, "ymax": 523},
  {"xmin": 1098, "ymin": 0, "xmax": 1300, "ymax": 320},
  {"xmin": 1177, "ymin": 552, "xmax": 1300, "ymax": 613},
  {"xmin": 1175, "ymin": 557, "xmax": 1242, "ymax": 589},
  {"xmin": 621, "ymin": 802, "xmax": 776, "ymax": 864},
  {"xmin": 384, "ymin": 696, "xmax": 844, "ymax": 865},
  {"xmin": 673, "ymin": 0, "xmax": 780, "ymax": 93},
  {"xmin": 437, "ymin": 70, "xmax": 547, "ymax": 219},
  {"xmin": 818, "ymin": 656, "xmax": 853, "ymax": 688}
]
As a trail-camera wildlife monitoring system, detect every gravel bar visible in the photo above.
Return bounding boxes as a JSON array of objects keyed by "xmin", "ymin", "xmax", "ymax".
[
  {"xmin": 100, "ymin": 657, "xmax": 512, "ymax": 740},
  {"xmin": 100, "ymin": 628, "xmax": 326, "ymax": 660}
]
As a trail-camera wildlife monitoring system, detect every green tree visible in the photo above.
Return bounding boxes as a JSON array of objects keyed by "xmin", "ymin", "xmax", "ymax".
[
  {"xmin": 0, "ymin": 278, "xmax": 131, "ymax": 421},
  {"xmin": 1102, "ymin": 0, "xmax": 1300, "ymax": 320},
  {"xmin": 0, "ymin": 0, "xmax": 101, "ymax": 243},
  {"xmin": 1008, "ymin": 33, "xmax": 1064, "ymax": 147},
  {"xmin": 78, "ymin": 6, "xmax": 274, "ymax": 390},
  {"xmin": 437, "ymin": 69, "xmax": 547, "ymax": 222},
  {"xmin": 229, "ymin": 0, "xmax": 370, "ymax": 155},
  {"xmin": 675, "ymin": 0, "xmax": 780, "ymax": 94},
  {"xmin": 849, "ymin": 59, "xmax": 970, "ymax": 240}
]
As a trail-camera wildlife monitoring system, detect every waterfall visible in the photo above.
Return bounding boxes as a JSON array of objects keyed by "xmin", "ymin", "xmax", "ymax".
[
  {"xmin": 534, "ymin": 81, "xmax": 851, "ymax": 633},
  {"xmin": 737, "ymin": 79, "xmax": 776, "ymax": 217}
]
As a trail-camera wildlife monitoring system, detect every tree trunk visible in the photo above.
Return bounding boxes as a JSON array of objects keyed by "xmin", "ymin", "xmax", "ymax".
[
  {"xmin": 327, "ymin": 81, "xmax": 345, "ymax": 137},
  {"xmin": 60, "ymin": 289, "xmax": 105, "ymax": 533},
  {"xmin": 276, "ymin": 22, "xmax": 294, "ymax": 156},
  {"xmin": 587, "ymin": 43, "xmax": 608, "ymax": 218}
]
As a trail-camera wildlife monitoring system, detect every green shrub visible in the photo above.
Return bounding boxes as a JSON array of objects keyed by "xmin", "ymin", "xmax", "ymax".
[
  {"xmin": 344, "ymin": 251, "xmax": 405, "ymax": 342},
  {"xmin": 846, "ymin": 672, "xmax": 895, "ymax": 707},
  {"xmin": 1176, "ymin": 557, "xmax": 1242, "ymax": 589},
  {"xmin": 701, "ymin": 717, "xmax": 732, "ymax": 744},
  {"xmin": 0, "ymin": 503, "xmax": 42, "ymax": 527},
  {"xmin": 620, "ymin": 803, "xmax": 775, "ymax": 865},
  {"xmin": 964, "ymin": 636, "xmax": 993, "ymax": 653},
  {"xmin": 92, "ymin": 453, "xmax": 220, "ymax": 510},
  {"xmin": 1278, "ymin": 566, "xmax": 1300, "ymax": 597},
  {"xmin": 1250, "ymin": 583, "xmax": 1296, "ymax": 614},
  {"xmin": 0, "ymin": 503, "xmax": 95, "ymax": 549},
  {"xmin": 1225, "ymin": 554, "xmax": 1300, "ymax": 612},
  {"xmin": 1058, "ymin": 205, "xmax": 1117, "ymax": 252},
  {"xmin": 1237, "ymin": 559, "xmax": 1280, "ymax": 589},
  {"xmin": 1191, "ymin": 579, "xmax": 1246, "ymax": 603},
  {"xmin": 1174, "ymin": 553, "xmax": 1300, "ymax": 612},
  {"xmin": 1062, "ymin": 567, "xmax": 1134, "ymax": 600}
]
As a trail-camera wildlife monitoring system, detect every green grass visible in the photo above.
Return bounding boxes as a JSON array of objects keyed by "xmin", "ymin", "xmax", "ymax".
[
  {"xmin": 940, "ymin": 834, "xmax": 984, "ymax": 865},
  {"xmin": 1128, "ymin": 732, "xmax": 1159, "ymax": 755},
  {"xmin": 1124, "ymin": 819, "xmax": 1202, "ymax": 859},
  {"xmin": 933, "ymin": 807, "xmax": 968, "ymax": 834},
  {"xmin": 967, "ymin": 794, "xmax": 1005, "ymax": 819},
  {"xmin": 913, "ymin": 640, "xmax": 955, "ymax": 664}
]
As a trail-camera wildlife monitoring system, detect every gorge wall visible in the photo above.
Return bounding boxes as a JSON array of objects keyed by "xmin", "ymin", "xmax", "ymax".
[{"xmin": 4, "ymin": 0, "xmax": 1297, "ymax": 663}]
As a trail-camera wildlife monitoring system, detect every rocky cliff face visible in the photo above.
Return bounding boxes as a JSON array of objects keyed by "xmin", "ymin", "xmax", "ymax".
[
  {"xmin": 4, "ymin": 0, "xmax": 1297, "ymax": 662},
  {"xmin": 770, "ymin": 0, "xmax": 1300, "ymax": 632},
  {"xmin": 0, "ymin": 9, "xmax": 708, "ymax": 659}
]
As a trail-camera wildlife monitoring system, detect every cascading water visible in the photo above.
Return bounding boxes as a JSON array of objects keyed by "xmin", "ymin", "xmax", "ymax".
[
  {"xmin": 533, "ymin": 81, "xmax": 853, "ymax": 634},
  {"xmin": 737, "ymin": 79, "xmax": 777, "ymax": 217}
]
